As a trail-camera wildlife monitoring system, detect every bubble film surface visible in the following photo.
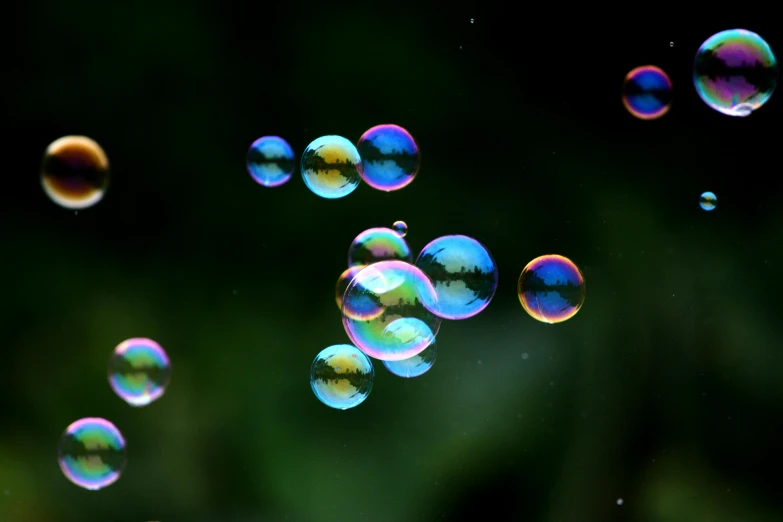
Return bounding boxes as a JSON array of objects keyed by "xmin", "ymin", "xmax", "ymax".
[
  {"xmin": 246, "ymin": 135, "xmax": 295, "ymax": 187},
  {"xmin": 700, "ymin": 191, "xmax": 717, "ymax": 211},
  {"xmin": 301, "ymin": 135, "xmax": 362, "ymax": 198},
  {"xmin": 383, "ymin": 339, "xmax": 437, "ymax": 378},
  {"xmin": 622, "ymin": 66, "xmax": 672, "ymax": 120},
  {"xmin": 347, "ymin": 227, "xmax": 412, "ymax": 267},
  {"xmin": 342, "ymin": 261, "xmax": 441, "ymax": 361},
  {"xmin": 356, "ymin": 124, "xmax": 420, "ymax": 191},
  {"xmin": 310, "ymin": 344, "xmax": 374, "ymax": 410},
  {"xmin": 108, "ymin": 338, "xmax": 172, "ymax": 407},
  {"xmin": 335, "ymin": 265, "xmax": 366, "ymax": 314},
  {"xmin": 518, "ymin": 255, "xmax": 586, "ymax": 324},
  {"xmin": 693, "ymin": 29, "xmax": 778, "ymax": 117},
  {"xmin": 392, "ymin": 220, "xmax": 408, "ymax": 237},
  {"xmin": 57, "ymin": 418, "xmax": 126, "ymax": 490},
  {"xmin": 416, "ymin": 235, "xmax": 498, "ymax": 320},
  {"xmin": 41, "ymin": 136, "xmax": 110, "ymax": 209}
]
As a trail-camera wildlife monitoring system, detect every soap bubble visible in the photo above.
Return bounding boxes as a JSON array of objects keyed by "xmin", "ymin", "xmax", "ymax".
[
  {"xmin": 416, "ymin": 235, "xmax": 498, "ymax": 320},
  {"xmin": 57, "ymin": 418, "xmax": 126, "ymax": 490},
  {"xmin": 699, "ymin": 191, "xmax": 717, "ymax": 211},
  {"xmin": 348, "ymin": 227, "xmax": 412, "ymax": 267},
  {"xmin": 301, "ymin": 135, "xmax": 362, "ymax": 198},
  {"xmin": 246, "ymin": 135, "xmax": 295, "ymax": 187},
  {"xmin": 335, "ymin": 265, "xmax": 366, "ymax": 314},
  {"xmin": 310, "ymin": 344, "xmax": 374, "ymax": 409},
  {"xmin": 41, "ymin": 136, "xmax": 109, "ymax": 209},
  {"xmin": 518, "ymin": 255, "xmax": 585, "ymax": 324},
  {"xmin": 693, "ymin": 29, "xmax": 778, "ymax": 117},
  {"xmin": 383, "ymin": 339, "xmax": 437, "ymax": 378},
  {"xmin": 392, "ymin": 220, "xmax": 408, "ymax": 237},
  {"xmin": 108, "ymin": 338, "xmax": 172, "ymax": 407},
  {"xmin": 342, "ymin": 260, "xmax": 441, "ymax": 361},
  {"xmin": 622, "ymin": 65, "xmax": 672, "ymax": 120},
  {"xmin": 356, "ymin": 124, "xmax": 420, "ymax": 191}
]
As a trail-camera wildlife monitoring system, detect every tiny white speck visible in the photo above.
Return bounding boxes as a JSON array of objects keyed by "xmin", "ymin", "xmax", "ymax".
[
  {"xmin": 470, "ymin": 18, "xmax": 474, "ymax": 23},
  {"xmin": 522, "ymin": 353, "xmax": 529, "ymax": 360},
  {"xmin": 617, "ymin": 498, "xmax": 624, "ymax": 506}
]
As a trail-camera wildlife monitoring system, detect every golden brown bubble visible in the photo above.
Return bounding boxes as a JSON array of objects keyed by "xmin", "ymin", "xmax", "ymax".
[{"xmin": 41, "ymin": 136, "xmax": 110, "ymax": 209}]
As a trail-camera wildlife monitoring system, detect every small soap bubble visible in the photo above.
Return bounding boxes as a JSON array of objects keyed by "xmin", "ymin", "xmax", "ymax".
[
  {"xmin": 699, "ymin": 191, "xmax": 717, "ymax": 211},
  {"xmin": 108, "ymin": 338, "xmax": 172, "ymax": 407},
  {"xmin": 617, "ymin": 498, "xmax": 624, "ymax": 506},
  {"xmin": 669, "ymin": 41, "xmax": 674, "ymax": 47},
  {"xmin": 392, "ymin": 220, "xmax": 408, "ymax": 237},
  {"xmin": 356, "ymin": 124, "xmax": 420, "ymax": 192},
  {"xmin": 622, "ymin": 66, "xmax": 672, "ymax": 120},
  {"xmin": 57, "ymin": 418, "xmax": 126, "ymax": 490},
  {"xmin": 470, "ymin": 18, "xmax": 474, "ymax": 23},
  {"xmin": 335, "ymin": 265, "xmax": 366, "ymax": 314},
  {"xmin": 518, "ymin": 255, "xmax": 586, "ymax": 324},
  {"xmin": 383, "ymin": 339, "xmax": 437, "ymax": 378},
  {"xmin": 41, "ymin": 136, "xmax": 109, "ymax": 209},
  {"xmin": 348, "ymin": 227, "xmax": 412, "ymax": 267},
  {"xmin": 342, "ymin": 261, "xmax": 441, "ymax": 361},
  {"xmin": 310, "ymin": 344, "xmax": 374, "ymax": 409},
  {"xmin": 246, "ymin": 136, "xmax": 295, "ymax": 187},
  {"xmin": 693, "ymin": 29, "xmax": 778, "ymax": 117},
  {"xmin": 301, "ymin": 135, "xmax": 362, "ymax": 199},
  {"xmin": 416, "ymin": 235, "xmax": 498, "ymax": 320}
]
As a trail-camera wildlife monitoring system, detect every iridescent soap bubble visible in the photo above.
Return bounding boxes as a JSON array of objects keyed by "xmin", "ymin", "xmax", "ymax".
[
  {"xmin": 347, "ymin": 227, "xmax": 412, "ymax": 267},
  {"xmin": 108, "ymin": 338, "xmax": 172, "ymax": 407},
  {"xmin": 392, "ymin": 220, "xmax": 408, "ymax": 237},
  {"xmin": 246, "ymin": 136, "xmax": 295, "ymax": 187},
  {"xmin": 301, "ymin": 135, "xmax": 362, "ymax": 199},
  {"xmin": 700, "ymin": 191, "xmax": 717, "ymax": 211},
  {"xmin": 622, "ymin": 65, "xmax": 672, "ymax": 120},
  {"xmin": 57, "ymin": 417, "xmax": 126, "ymax": 490},
  {"xmin": 310, "ymin": 344, "xmax": 374, "ymax": 409},
  {"xmin": 416, "ymin": 235, "xmax": 498, "ymax": 320},
  {"xmin": 383, "ymin": 339, "xmax": 437, "ymax": 378},
  {"xmin": 356, "ymin": 124, "xmax": 420, "ymax": 191},
  {"xmin": 342, "ymin": 260, "xmax": 441, "ymax": 361},
  {"xmin": 335, "ymin": 265, "xmax": 366, "ymax": 313},
  {"xmin": 41, "ymin": 136, "xmax": 110, "ymax": 209},
  {"xmin": 518, "ymin": 255, "xmax": 586, "ymax": 324},
  {"xmin": 693, "ymin": 29, "xmax": 778, "ymax": 117}
]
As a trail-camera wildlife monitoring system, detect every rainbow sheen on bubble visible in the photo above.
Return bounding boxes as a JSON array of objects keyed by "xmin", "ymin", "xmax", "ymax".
[
  {"xmin": 342, "ymin": 261, "xmax": 441, "ymax": 361},
  {"xmin": 518, "ymin": 255, "xmax": 585, "ymax": 324},
  {"xmin": 416, "ymin": 235, "xmax": 498, "ymax": 320},
  {"xmin": 700, "ymin": 191, "xmax": 717, "ymax": 211},
  {"xmin": 347, "ymin": 227, "xmax": 412, "ymax": 267},
  {"xmin": 622, "ymin": 66, "xmax": 672, "ymax": 120},
  {"xmin": 108, "ymin": 338, "xmax": 172, "ymax": 407},
  {"xmin": 383, "ymin": 339, "xmax": 437, "ymax": 378},
  {"xmin": 693, "ymin": 29, "xmax": 778, "ymax": 117},
  {"xmin": 335, "ymin": 265, "xmax": 367, "ymax": 315},
  {"xmin": 392, "ymin": 220, "xmax": 408, "ymax": 237},
  {"xmin": 310, "ymin": 344, "xmax": 374, "ymax": 409},
  {"xmin": 246, "ymin": 136, "xmax": 295, "ymax": 187},
  {"xmin": 41, "ymin": 136, "xmax": 110, "ymax": 209},
  {"xmin": 301, "ymin": 135, "xmax": 362, "ymax": 198},
  {"xmin": 57, "ymin": 417, "xmax": 126, "ymax": 490},
  {"xmin": 356, "ymin": 124, "xmax": 420, "ymax": 191}
]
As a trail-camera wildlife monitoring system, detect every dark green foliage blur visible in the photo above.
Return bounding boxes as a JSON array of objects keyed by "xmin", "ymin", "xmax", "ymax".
[{"xmin": 3, "ymin": 2, "xmax": 783, "ymax": 521}]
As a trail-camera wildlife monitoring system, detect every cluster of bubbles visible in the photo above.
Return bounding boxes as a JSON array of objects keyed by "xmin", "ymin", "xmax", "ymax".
[{"xmin": 57, "ymin": 338, "xmax": 172, "ymax": 490}]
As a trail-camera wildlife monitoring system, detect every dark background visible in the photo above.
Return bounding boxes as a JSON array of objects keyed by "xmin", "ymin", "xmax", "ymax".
[{"xmin": 3, "ymin": 2, "xmax": 782, "ymax": 521}]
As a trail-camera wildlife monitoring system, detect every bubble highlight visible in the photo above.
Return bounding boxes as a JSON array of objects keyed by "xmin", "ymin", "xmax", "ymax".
[
  {"xmin": 622, "ymin": 66, "xmax": 672, "ymax": 120},
  {"xmin": 301, "ymin": 135, "xmax": 362, "ymax": 198},
  {"xmin": 356, "ymin": 124, "xmax": 420, "ymax": 191},
  {"xmin": 41, "ymin": 136, "xmax": 109, "ymax": 209},
  {"xmin": 108, "ymin": 338, "xmax": 172, "ymax": 407},
  {"xmin": 246, "ymin": 136, "xmax": 295, "ymax": 187},
  {"xmin": 518, "ymin": 255, "xmax": 585, "ymax": 324},
  {"xmin": 310, "ymin": 344, "xmax": 374, "ymax": 409},
  {"xmin": 57, "ymin": 417, "xmax": 126, "ymax": 490}
]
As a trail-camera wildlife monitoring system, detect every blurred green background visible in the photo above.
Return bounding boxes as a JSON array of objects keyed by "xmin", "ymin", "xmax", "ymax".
[{"xmin": 4, "ymin": 2, "xmax": 783, "ymax": 521}]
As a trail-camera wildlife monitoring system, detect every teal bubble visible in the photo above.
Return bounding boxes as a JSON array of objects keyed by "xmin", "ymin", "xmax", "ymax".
[
  {"xmin": 310, "ymin": 344, "xmax": 374, "ymax": 409},
  {"xmin": 246, "ymin": 136, "xmax": 295, "ymax": 187},
  {"xmin": 383, "ymin": 339, "xmax": 437, "ymax": 378},
  {"xmin": 700, "ymin": 191, "xmax": 717, "ymax": 211},
  {"xmin": 57, "ymin": 418, "xmax": 126, "ymax": 490},
  {"xmin": 301, "ymin": 135, "xmax": 362, "ymax": 199}
]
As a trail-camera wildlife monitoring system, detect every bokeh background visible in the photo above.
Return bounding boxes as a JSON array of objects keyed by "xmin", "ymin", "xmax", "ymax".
[{"xmin": 4, "ymin": 2, "xmax": 782, "ymax": 521}]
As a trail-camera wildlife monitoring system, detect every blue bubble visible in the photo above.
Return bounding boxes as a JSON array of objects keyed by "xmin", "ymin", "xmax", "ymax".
[
  {"xmin": 310, "ymin": 344, "xmax": 374, "ymax": 409},
  {"xmin": 382, "ymin": 339, "xmax": 437, "ymax": 378},
  {"xmin": 356, "ymin": 124, "xmax": 420, "ymax": 191},
  {"xmin": 246, "ymin": 136, "xmax": 295, "ymax": 187},
  {"xmin": 700, "ymin": 191, "xmax": 717, "ymax": 211},
  {"xmin": 301, "ymin": 135, "xmax": 362, "ymax": 199}
]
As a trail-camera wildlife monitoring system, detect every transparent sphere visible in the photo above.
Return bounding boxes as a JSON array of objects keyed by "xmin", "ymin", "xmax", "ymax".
[
  {"xmin": 301, "ymin": 135, "xmax": 362, "ymax": 198},
  {"xmin": 356, "ymin": 124, "xmax": 420, "ymax": 191},
  {"xmin": 416, "ymin": 235, "xmax": 498, "ymax": 320},
  {"xmin": 700, "ymin": 191, "xmax": 717, "ymax": 211},
  {"xmin": 518, "ymin": 255, "xmax": 586, "ymax": 324},
  {"xmin": 347, "ymin": 227, "xmax": 412, "ymax": 267},
  {"xmin": 392, "ymin": 220, "xmax": 408, "ymax": 237},
  {"xmin": 335, "ymin": 265, "xmax": 366, "ymax": 314},
  {"xmin": 383, "ymin": 339, "xmax": 437, "ymax": 378},
  {"xmin": 41, "ymin": 136, "xmax": 110, "ymax": 209},
  {"xmin": 246, "ymin": 135, "xmax": 295, "ymax": 187},
  {"xmin": 108, "ymin": 338, "xmax": 172, "ymax": 407},
  {"xmin": 622, "ymin": 65, "xmax": 672, "ymax": 120},
  {"xmin": 342, "ymin": 260, "xmax": 441, "ymax": 361},
  {"xmin": 57, "ymin": 418, "xmax": 126, "ymax": 490},
  {"xmin": 693, "ymin": 29, "xmax": 778, "ymax": 117},
  {"xmin": 310, "ymin": 344, "xmax": 374, "ymax": 410}
]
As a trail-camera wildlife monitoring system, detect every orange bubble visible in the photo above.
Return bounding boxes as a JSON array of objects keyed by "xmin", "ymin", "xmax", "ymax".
[{"xmin": 41, "ymin": 136, "xmax": 109, "ymax": 209}]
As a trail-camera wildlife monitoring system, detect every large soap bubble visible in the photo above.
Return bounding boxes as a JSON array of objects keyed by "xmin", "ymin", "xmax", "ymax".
[{"xmin": 57, "ymin": 417, "xmax": 126, "ymax": 490}]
